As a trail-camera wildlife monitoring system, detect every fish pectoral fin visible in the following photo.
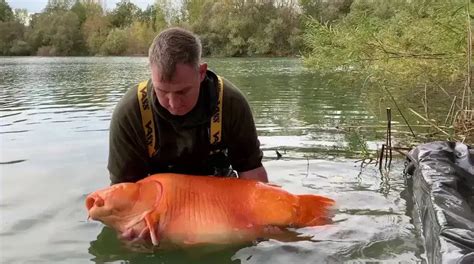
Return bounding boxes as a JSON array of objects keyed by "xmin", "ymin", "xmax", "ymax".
[{"xmin": 144, "ymin": 212, "xmax": 160, "ymax": 246}]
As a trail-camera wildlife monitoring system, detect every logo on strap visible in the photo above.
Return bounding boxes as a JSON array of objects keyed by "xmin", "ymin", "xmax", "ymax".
[
  {"xmin": 210, "ymin": 76, "xmax": 224, "ymax": 146},
  {"xmin": 137, "ymin": 80, "xmax": 156, "ymax": 158}
]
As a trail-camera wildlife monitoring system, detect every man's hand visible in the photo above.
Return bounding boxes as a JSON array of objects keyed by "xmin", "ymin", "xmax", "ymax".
[{"xmin": 238, "ymin": 166, "xmax": 268, "ymax": 182}]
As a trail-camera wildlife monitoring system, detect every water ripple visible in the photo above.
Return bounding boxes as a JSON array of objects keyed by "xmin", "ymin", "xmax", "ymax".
[{"xmin": 0, "ymin": 57, "xmax": 423, "ymax": 264}]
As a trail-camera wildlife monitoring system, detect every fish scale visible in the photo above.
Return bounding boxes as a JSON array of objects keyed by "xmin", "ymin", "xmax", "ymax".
[{"xmin": 187, "ymin": 189, "xmax": 220, "ymax": 228}]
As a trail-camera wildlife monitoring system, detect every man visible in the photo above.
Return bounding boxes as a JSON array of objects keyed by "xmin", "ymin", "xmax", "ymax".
[{"xmin": 107, "ymin": 27, "xmax": 268, "ymax": 184}]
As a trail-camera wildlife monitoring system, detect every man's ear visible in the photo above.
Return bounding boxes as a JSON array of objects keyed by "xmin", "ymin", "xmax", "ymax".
[{"xmin": 199, "ymin": 63, "xmax": 208, "ymax": 82}]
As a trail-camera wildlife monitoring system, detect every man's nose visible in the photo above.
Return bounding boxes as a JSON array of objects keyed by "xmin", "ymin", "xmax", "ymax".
[{"xmin": 168, "ymin": 93, "xmax": 180, "ymax": 109}]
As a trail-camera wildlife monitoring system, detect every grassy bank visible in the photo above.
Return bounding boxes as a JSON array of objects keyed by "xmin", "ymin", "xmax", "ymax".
[{"xmin": 303, "ymin": 0, "xmax": 472, "ymax": 145}]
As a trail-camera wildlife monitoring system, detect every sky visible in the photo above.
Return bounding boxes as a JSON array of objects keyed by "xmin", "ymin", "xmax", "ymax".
[{"xmin": 6, "ymin": 0, "xmax": 156, "ymax": 13}]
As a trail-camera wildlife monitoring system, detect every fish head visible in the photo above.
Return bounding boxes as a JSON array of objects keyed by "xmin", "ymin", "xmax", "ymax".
[{"xmin": 86, "ymin": 180, "xmax": 163, "ymax": 233}]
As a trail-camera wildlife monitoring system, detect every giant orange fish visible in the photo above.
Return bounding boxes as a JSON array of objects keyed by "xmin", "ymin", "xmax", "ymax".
[{"xmin": 86, "ymin": 173, "xmax": 334, "ymax": 247}]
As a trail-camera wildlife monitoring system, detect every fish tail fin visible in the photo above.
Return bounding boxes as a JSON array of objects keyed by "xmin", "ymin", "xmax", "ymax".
[{"xmin": 294, "ymin": 195, "xmax": 335, "ymax": 227}]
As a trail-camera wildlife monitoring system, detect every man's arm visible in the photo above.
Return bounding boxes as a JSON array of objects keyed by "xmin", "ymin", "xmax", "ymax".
[
  {"xmin": 238, "ymin": 166, "xmax": 268, "ymax": 182},
  {"xmin": 221, "ymin": 78, "xmax": 267, "ymax": 182},
  {"xmin": 108, "ymin": 114, "xmax": 149, "ymax": 184},
  {"xmin": 108, "ymin": 86, "xmax": 150, "ymax": 184}
]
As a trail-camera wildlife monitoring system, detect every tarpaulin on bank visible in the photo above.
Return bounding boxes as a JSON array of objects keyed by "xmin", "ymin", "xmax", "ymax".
[{"xmin": 405, "ymin": 141, "xmax": 474, "ymax": 264}]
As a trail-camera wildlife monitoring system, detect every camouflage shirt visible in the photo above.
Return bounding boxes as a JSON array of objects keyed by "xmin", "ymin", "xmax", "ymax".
[{"xmin": 107, "ymin": 70, "xmax": 263, "ymax": 184}]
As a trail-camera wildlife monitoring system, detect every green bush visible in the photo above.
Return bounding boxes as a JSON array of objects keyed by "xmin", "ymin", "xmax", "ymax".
[{"xmin": 101, "ymin": 28, "xmax": 128, "ymax": 55}]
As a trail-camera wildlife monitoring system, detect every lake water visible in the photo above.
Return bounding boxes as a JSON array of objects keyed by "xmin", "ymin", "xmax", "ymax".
[{"xmin": 0, "ymin": 57, "xmax": 425, "ymax": 263}]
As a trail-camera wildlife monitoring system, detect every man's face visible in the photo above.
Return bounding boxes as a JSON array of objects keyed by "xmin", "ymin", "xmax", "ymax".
[{"xmin": 150, "ymin": 63, "xmax": 207, "ymax": 116}]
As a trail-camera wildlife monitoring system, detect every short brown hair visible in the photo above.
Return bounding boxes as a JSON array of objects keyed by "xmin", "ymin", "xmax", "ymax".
[{"xmin": 148, "ymin": 27, "xmax": 202, "ymax": 81}]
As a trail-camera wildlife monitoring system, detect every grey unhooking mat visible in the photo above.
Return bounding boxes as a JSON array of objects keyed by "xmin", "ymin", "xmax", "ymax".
[{"xmin": 405, "ymin": 141, "xmax": 474, "ymax": 264}]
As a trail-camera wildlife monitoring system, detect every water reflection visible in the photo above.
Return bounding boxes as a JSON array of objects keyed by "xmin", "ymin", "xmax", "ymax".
[
  {"xmin": 205, "ymin": 58, "xmax": 383, "ymax": 157},
  {"xmin": 89, "ymin": 227, "xmax": 242, "ymax": 264},
  {"xmin": 1, "ymin": 57, "xmax": 382, "ymax": 161}
]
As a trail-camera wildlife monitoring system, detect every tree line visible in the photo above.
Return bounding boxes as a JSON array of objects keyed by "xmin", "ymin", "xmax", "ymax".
[
  {"xmin": 0, "ymin": 0, "xmax": 362, "ymax": 56},
  {"xmin": 0, "ymin": 0, "xmax": 354, "ymax": 56}
]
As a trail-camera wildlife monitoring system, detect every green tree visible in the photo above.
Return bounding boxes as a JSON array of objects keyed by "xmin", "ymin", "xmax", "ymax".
[
  {"xmin": 0, "ymin": 3, "xmax": 30, "ymax": 55},
  {"xmin": 109, "ymin": 0, "xmax": 139, "ymax": 28},
  {"xmin": 28, "ymin": 11, "xmax": 85, "ymax": 55},
  {"xmin": 246, "ymin": 3, "xmax": 301, "ymax": 56},
  {"xmin": 137, "ymin": 4, "xmax": 154, "ymax": 23},
  {"xmin": 74, "ymin": 1, "xmax": 107, "ymax": 55},
  {"xmin": 82, "ymin": 13, "xmax": 110, "ymax": 54},
  {"xmin": 303, "ymin": 0, "xmax": 466, "ymax": 78},
  {"xmin": 138, "ymin": 4, "xmax": 167, "ymax": 31},
  {"xmin": 9, "ymin": 39, "xmax": 31, "ymax": 55},
  {"xmin": 101, "ymin": 28, "xmax": 128, "ymax": 55},
  {"xmin": 188, "ymin": 0, "xmax": 302, "ymax": 56},
  {"xmin": 299, "ymin": 0, "xmax": 353, "ymax": 24},
  {"xmin": 126, "ymin": 21, "xmax": 155, "ymax": 55},
  {"xmin": 182, "ymin": 0, "xmax": 207, "ymax": 25},
  {"xmin": 0, "ymin": 21, "xmax": 28, "ymax": 55},
  {"xmin": 0, "ymin": 0, "xmax": 14, "ymax": 22},
  {"xmin": 71, "ymin": 1, "xmax": 87, "ymax": 25}
]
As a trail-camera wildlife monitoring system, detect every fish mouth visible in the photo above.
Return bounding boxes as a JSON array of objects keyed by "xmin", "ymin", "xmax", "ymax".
[
  {"xmin": 86, "ymin": 194, "xmax": 105, "ymax": 217},
  {"xmin": 86, "ymin": 196, "xmax": 95, "ymax": 211}
]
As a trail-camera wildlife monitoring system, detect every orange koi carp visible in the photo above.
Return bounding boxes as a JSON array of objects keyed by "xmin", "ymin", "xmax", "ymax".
[{"xmin": 86, "ymin": 173, "xmax": 334, "ymax": 246}]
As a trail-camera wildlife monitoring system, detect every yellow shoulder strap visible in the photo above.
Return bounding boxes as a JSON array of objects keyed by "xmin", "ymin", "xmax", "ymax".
[
  {"xmin": 210, "ymin": 75, "xmax": 224, "ymax": 145},
  {"xmin": 137, "ymin": 80, "xmax": 156, "ymax": 157}
]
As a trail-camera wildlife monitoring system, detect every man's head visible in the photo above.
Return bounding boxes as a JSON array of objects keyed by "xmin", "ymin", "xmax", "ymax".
[{"xmin": 148, "ymin": 27, "xmax": 207, "ymax": 116}]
